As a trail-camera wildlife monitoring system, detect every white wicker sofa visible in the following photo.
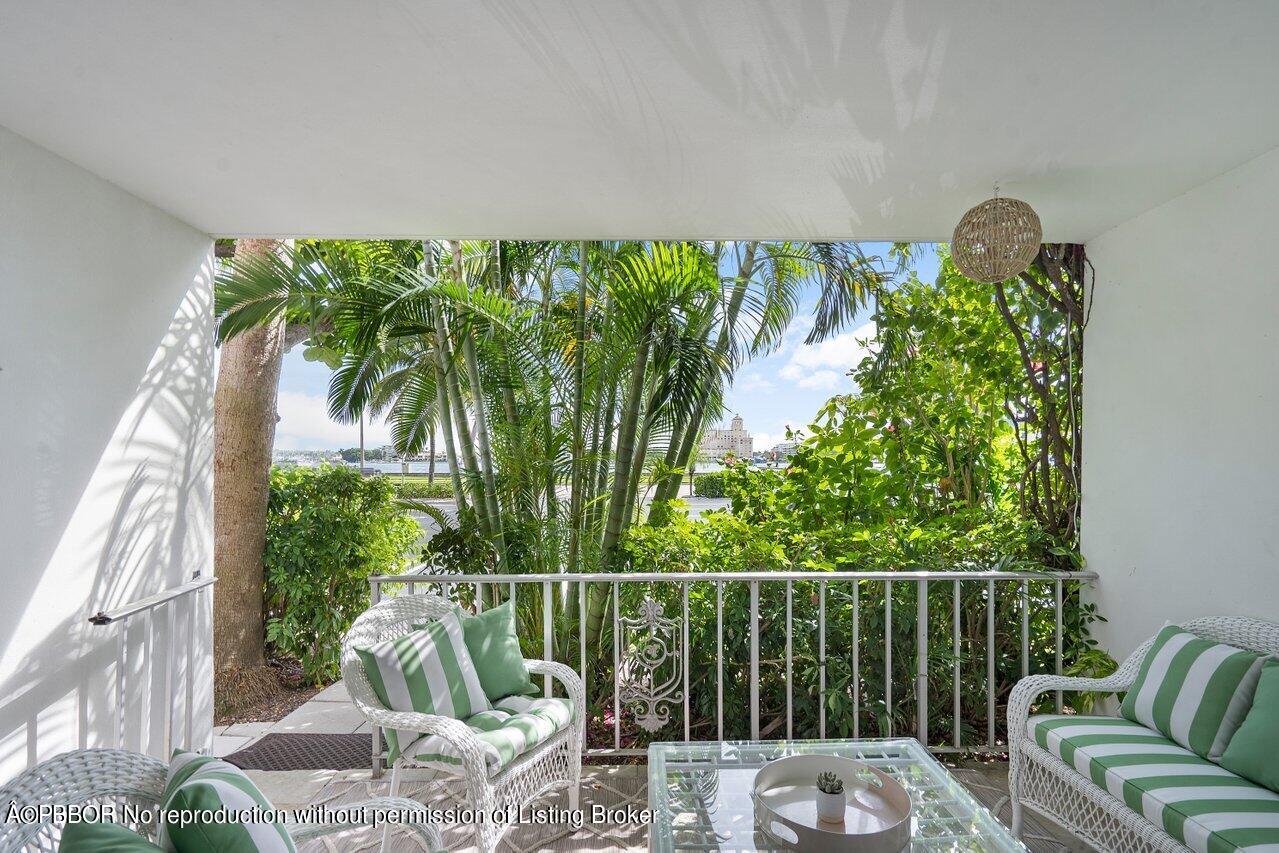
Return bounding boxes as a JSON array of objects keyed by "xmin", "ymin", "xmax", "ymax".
[
  {"xmin": 342, "ymin": 593, "xmax": 584, "ymax": 853},
  {"xmin": 0, "ymin": 748, "xmax": 443, "ymax": 852},
  {"xmin": 1009, "ymin": 616, "xmax": 1279, "ymax": 853}
]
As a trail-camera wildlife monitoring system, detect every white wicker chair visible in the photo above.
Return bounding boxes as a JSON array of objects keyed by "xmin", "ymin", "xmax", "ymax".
[
  {"xmin": 0, "ymin": 748, "xmax": 444, "ymax": 852},
  {"xmin": 341, "ymin": 593, "xmax": 585, "ymax": 853},
  {"xmin": 1008, "ymin": 616, "xmax": 1279, "ymax": 853}
]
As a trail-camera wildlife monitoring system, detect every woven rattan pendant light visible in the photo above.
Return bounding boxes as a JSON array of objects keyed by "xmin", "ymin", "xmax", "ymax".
[{"xmin": 951, "ymin": 191, "xmax": 1042, "ymax": 283}]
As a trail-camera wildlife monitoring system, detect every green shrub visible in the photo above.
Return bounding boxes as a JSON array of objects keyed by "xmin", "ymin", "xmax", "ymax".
[
  {"xmin": 692, "ymin": 471, "xmax": 727, "ymax": 498},
  {"xmin": 264, "ymin": 465, "xmax": 421, "ymax": 684},
  {"xmin": 618, "ymin": 505, "xmax": 1108, "ymax": 746},
  {"xmin": 388, "ymin": 476, "xmax": 455, "ymax": 499}
]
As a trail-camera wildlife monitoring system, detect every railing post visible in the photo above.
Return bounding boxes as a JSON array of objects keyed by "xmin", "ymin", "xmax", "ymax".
[
  {"xmin": 612, "ymin": 582, "xmax": 621, "ymax": 751},
  {"xmin": 818, "ymin": 580, "xmax": 826, "ymax": 739},
  {"xmin": 987, "ymin": 579, "xmax": 996, "ymax": 750},
  {"xmin": 1021, "ymin": 580, "xmax": 1030, "ymax": 680},
  {"xmin": 369, "ymin": 578, "xmax": 383, "ymax": 777},
  {"xmin": 852, "ymin": 580, "xmax": 860, "ymax": 739},
  {"xmin": 916, "ymin": 579, "xmax": 928, "ymax": 746},
  {"xmin": 716, "ymin": 580, "xmax": 726, "ymax": 741},
  {"xmin": 716, "ymin": 580, "xmax": 724, "ymax": 741},
  {"xmin": 884, "ymin": 580, "xmax": 893, "ymax": 738},
  {"xmin": 542, "ymin": 580, "xmax": 553, "ymax": 695},
  {"xmin": 749, "ymin": 580, "xmax": 760, "ymax": 740},
  {"xmin": 1055, "ymin": 580, "xmax": 1064, "ymax": 713},
  {"xmin": 116, "ymin": 619, "xmax": 127, "ymax": 750},
  {"xmin": 953, "ymin": 579, "xmax": 961, "ymax": 749},
  {"xmin": 579, "ymin": 580, "xmax": 587, "ymax": 712},
  {"xmin": 682, "ymin": 582, "xmax": 690, "ymax": 741},
  {"xmin": 785, "ymin": 580, "xmax": 793, "ymax": 740}
]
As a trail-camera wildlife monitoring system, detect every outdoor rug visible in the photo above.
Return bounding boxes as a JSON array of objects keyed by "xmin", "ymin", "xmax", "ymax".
[{"xmin": 224, "ymin": 733, "xmax": 372, "ymax": 771}]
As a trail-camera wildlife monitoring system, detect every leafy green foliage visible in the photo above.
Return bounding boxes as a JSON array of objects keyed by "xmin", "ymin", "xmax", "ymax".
[
  {"xmin": 605, "ymin": 254, "xmax": 1110, "ymax": 747},
  {"xmin": 692, "ymin": 471, "xmax": 727, "ymax": 498},
  {"xmin": 389, "ymin": 477, "xmax": 454, "ymax": 499},
  {"xmin": 263, "ymin": 466, "xmax": 421, "ymax": 684}
]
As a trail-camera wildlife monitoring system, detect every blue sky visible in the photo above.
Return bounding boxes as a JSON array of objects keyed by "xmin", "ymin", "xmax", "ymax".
[{"xmin": 273, "ymin": 244, "xmax": 940, "ymax": 452}]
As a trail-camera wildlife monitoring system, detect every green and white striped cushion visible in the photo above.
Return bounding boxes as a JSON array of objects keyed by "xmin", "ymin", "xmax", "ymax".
[
  {"xmin": 1030, "ymin": 715, "xmax": 1279, "ymax": 853},
  {"xmin": 157, "ymin": 751, "xmax": 295, "ymax": 853},
  {"xmin": 1120, "ymin": 625, "xmax": 1267, "ymax": 760},
  {"xmin": 401, "ymin": 695, "xmax": 574, "ymax": 775},
  {"xmin": 355, "ymin": 612, "xmax": 490, "ymax": 761}
]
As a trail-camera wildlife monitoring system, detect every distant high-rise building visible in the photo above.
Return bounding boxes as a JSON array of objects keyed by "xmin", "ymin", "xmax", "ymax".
[{"xmin": 698, "ymin": 414, "xmax": 753, "ymax": 460}]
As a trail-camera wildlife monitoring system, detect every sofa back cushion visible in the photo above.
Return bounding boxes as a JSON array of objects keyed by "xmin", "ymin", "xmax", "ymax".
[
  {"xmin": 354, "ymin": 611, "xmax": 490, "ymax": 760},
  {"xmin": 1220, "ymin": 658, "xmax": 1279, "ymax": 792},
  {"xmin": 1121, "ymin": 624, "xmax": 1267, "ymax": 761}
]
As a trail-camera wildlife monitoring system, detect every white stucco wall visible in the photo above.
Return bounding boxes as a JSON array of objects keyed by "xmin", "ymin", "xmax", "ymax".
[
  {"xmin": 0, "ymin": 125, "xmax": 214, "ymax": 781},
  {"xmin": 1083, "ymin": 145, "xmax": 1279, "ymax": 661}
]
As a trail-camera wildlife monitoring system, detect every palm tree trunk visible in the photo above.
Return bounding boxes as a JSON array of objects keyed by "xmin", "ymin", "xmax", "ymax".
[
  {"xmin": 427, "ymin": 427, "xmax": 436, "ymax": 485},
  {"xmin": 423, "ymin": 242, "xmax": 471, "ymax": 517},
  {"xmin": 567, "ymin": 241, "xmax": 590, "ymax": 574},
  {"xmin": 213, "ymin": 238, "xmax": 284, "ymax": 688},
  {"xmin": 586, "ymin": 333, "xmax": 650, "ymax": 646},
  {"xmin": 433, "ymin": 296, "xmax": 488, "ymax": 536},
  {"xmin": 450, "ymin": 241, "xmax": 507, "ymax": 563}
]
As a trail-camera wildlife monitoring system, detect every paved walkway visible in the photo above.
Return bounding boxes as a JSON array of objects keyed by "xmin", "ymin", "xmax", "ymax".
[{"xmin": 217, "ymin": 687, "xmax": 1092, "ymax": 852}]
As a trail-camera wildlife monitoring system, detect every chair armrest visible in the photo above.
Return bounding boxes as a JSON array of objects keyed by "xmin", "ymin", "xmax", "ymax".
[
  {"xmin": 1007, "ymin": 673, "xmax": 1133, "ymax": 750},
  {"xmin": 288, "ymin": 796, "xmax": 443, "ymax": 851},
  {"xmin": 348, "ymin": 696, "xmax": 491, "ymax": 776},
  {"xmin": 525, "ymin": 659, "xmax": 585, "ymax": 727}
]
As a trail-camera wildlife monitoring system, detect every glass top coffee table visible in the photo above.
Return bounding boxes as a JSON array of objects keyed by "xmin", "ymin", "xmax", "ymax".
[{"xmin": 648, "ymin": 738, "xmax": 1025, "ymax": 851}]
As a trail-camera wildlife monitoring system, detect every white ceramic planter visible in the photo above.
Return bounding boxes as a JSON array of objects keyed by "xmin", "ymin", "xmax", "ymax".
[{"xmin": 815, "ymin": 788, "xmax": 846, "ymax": 823}]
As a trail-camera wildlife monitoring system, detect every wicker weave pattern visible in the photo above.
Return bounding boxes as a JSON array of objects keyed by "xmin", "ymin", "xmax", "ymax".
[
  {"xmin": 0, "ymin": 749, "xmax": 443, "ymax": 852},
  {"xmin": 341, "ymin": 594, "xmax": 584, "ymax": 853},
  {"xmin": 952, "ymin": 196, "xmax": 1042, "ymax": 283},
  {"xmin": 1008, "ymin": 616, "xmax": 1279, "ymax": 851}
]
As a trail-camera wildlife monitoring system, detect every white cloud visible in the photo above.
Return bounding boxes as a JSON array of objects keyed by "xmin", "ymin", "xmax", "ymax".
[
  {"xmin": 735, "ymin": 371, "xmax": 775, "ymax": 392},
  {"xmin": 274, "ymin": 390, "xmax": 395, "ymax": 450},
  {"xmin": 777, "ymin": 320, "xmax": 876, "ymax": 392}
]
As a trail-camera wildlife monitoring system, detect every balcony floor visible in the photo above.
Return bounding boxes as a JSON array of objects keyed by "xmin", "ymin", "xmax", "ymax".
[{"xmin": 222, "ymin": 685, "xmax": 1093, "ymax": 851}]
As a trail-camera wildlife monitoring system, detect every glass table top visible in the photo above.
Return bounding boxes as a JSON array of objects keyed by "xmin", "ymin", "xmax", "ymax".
[{"xmin": 647, "ymin": 738, "xmax": 1025, "ymax": 852}]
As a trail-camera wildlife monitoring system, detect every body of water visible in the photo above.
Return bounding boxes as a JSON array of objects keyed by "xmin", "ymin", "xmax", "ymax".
[{"xmin": 359, "ymin": 459, "xmax": 735, "ymax": 475}]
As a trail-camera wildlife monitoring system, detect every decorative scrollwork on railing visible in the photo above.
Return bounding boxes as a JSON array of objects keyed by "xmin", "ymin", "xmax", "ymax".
[{"xmin": 618, "ymin": 596, "xmax": 684, "ymax": 732}]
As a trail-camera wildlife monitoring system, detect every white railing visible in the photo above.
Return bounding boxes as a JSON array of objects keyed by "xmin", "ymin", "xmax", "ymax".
[
  {"xmin": 368, "ymin": 569, "xmax": 1096, "ymax": 764},
  {"xmin": 87, "ymin": 573, "xmax": 216, "ymax": 756}
]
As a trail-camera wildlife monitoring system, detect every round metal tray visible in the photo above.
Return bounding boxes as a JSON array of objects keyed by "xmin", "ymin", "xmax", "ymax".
[{"xmin": 751, "ymin": 754, "xmax": 912, "ymax": 852}]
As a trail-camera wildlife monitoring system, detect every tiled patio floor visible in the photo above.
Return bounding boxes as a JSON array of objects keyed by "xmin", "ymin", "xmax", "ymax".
[{"xmin": 220, "ymin": 688, "xmax": 1094, "ymax": 852}]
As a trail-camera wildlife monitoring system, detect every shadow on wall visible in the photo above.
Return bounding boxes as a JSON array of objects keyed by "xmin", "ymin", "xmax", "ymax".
[{"xmin": 0, "ymin": 268, "xmax": 214, "ymax": 779}]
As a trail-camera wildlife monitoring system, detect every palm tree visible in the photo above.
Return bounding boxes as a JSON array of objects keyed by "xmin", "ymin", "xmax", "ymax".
[{"xmin": 214, "ymin": 238, "xmax": 892, "ymax": 665}]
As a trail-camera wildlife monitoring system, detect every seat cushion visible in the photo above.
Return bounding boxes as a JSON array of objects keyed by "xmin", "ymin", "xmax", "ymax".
[
  {"xmin": 1221, "ymin": 658, "xmax": 1279, "ymax": 794},
  {"xmin": 355, "ymin": 611, "xmax": 491, "ymax": 760},
  {"xmin": 399, "ymin": 694, "xmax": 574, "ymax": 776},
  {"xmin": 157, "ymin": 751, "xmax": 295, "ymax": 852},
  {"xmin": 1029, "ymin": 715, "xmax": 1279, "ymax": 853},
  {"xmin": 59, "ymin": 821, "xmax": 163, "ymax": 852},
  {"xmin": 1119, "ymin": 624, "xmax": 1266, "ymax": 760}
]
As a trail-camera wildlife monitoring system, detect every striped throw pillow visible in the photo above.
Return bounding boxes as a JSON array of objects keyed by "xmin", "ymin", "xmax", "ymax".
[
  {"xmin": 355, "ymin": 612, "xmax": 490, "ymax": 761},
  {"xmin": 1120, "ymin": 624, "xmax": 1267, "ymax": 761},
  {"xmin": 157, "ymin": 751, "xmax": 294, "ymax": 852}
]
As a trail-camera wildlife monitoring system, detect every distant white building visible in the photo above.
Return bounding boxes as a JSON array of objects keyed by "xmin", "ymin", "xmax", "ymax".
[
  {"xmin": 698, "ymin": 414, "xmax": 753, "ymax": 460},
  {"xmin": 769, "ymin": 440, "xmax": 799, "ymax": 460}
]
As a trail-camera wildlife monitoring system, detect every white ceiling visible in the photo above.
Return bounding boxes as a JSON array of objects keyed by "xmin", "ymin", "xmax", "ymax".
[{"xmin": 2, "ymin": 1, "xmax": 1277, "ymax": 242}]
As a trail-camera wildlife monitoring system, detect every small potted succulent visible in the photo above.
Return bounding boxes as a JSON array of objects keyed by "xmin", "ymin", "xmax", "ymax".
[{"xmin": 815, "ymin": 771, "xmax": 846, "ymax": 823}]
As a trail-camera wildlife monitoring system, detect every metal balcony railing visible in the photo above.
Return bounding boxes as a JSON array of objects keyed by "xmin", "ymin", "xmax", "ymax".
[{"xmin": 367, "ymin": 569, "xmax": 1097, "ymax": 760}]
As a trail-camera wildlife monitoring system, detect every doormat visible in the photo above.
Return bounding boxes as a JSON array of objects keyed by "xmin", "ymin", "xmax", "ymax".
[{"xmin": 223, "ymin": 733, "xmax": 372, "ymax": 771}]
